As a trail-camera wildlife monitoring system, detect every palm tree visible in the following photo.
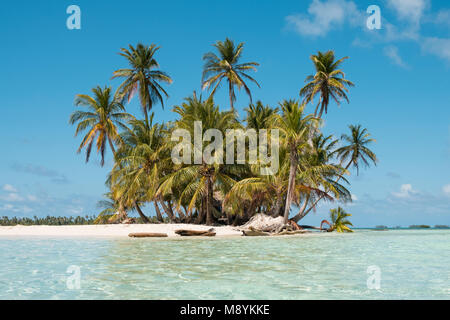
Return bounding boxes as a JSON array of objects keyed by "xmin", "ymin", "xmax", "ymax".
[
  {"xmin": 244, "ymin": 101, "xmax": 278, "ymax": 131},
  {"xmin": 328, "ymin": 207, "xmax": 353, "ymax": 232},
  {"xmin": 300, "ymin": 125, "xmax": 377, "ymax": 218},
  {"xmin": 202, "ymin": 38, "xmax": 260, "ymax": 110},
  {"xmin": 300, "ymin": 50, "xmax": 354, "ymax": 118},
  {"xmin": 111, "ymin": 114, "xmax": 171, "ymax": 223},
  {"xmin": 69, "ymin": 86, "xmax": 132, "ymax": 166},
  {"xmin": 290, "ymin": 134, "xmax": 351, "ymax": 223},
  {"xmin": 157, "ymin": 93, "xmax": 242, "ymax": 225},
  {"xmin": 270, "ymin": 100, "xmax": 319, "ymax": 224},
  {"xmin": 335, "ymin": 124, "xmax": 377, "ymax": 175},
  {"xmin": 112, "ymin": 43, "xmax": 172, "ymax": 123}
]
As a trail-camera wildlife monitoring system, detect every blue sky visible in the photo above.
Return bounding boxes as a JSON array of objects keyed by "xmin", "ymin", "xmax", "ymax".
[{"xmin": 0, "ymin": 0, "xmax": 449, "ymax": 227}]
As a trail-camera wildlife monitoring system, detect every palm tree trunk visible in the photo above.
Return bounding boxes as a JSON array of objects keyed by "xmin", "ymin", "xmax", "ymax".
[
  {"xmin": 291, "ymin": 194, "xmax": 310, "ymax": 223},
  {"xmin": 205, "ymin": 177, "xmax": 213, "ymax": 225},
  {"xmin": 271, "ymin": 192, "xmax": 283, "ymax": 217},
  {"xmin": 154, "ymin": 201, "xmax": 164, "ymax": 222},
  {"xmin": 175, "ymin": 206, "xmax": 186, "ymax": 222},
  {"xmin": 283, "ymin": 149, "xmax": 297, "ymax": 224},
  {"xmin": 196, "ymin": 197, "xmax": 206, "ymax": 224},
  {"xmin": 317, "ymin": 99, "xmax": 326, "ymax": 118},
  {"xmin": 107, "ymin": 137, "xmax": 117, "ymax": 159},
  {"xmin": 299, "ymin": 161, "xmax": 352, "ymax": 221},
  {"xmin": 134, "ymin": 202, "xmax": 150, "ymax": 223},
  {"xmin": 228, "ymin": 81, "xmax": 234, "ymax": 111},
  {"xmin": 114, "ymin": 202, "xmax": 127, "ymax": 222},
  {"xmin": 159, "ymin": 198, "xmax": 176, "ymax": 222}
]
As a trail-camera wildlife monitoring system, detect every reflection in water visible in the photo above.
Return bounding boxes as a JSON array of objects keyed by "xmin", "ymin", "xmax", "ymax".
[{"xmin": 0, "ymin": 230, "xmax": 449, "ymax": 299}]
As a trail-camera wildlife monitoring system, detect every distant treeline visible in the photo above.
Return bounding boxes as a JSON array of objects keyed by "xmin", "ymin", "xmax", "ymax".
[
  {"xmin": 0, "ymin": 216, "xmax": 97, "ymax": 226},
  {"xmin": 408, "ymin": 225, "xmax": 449, "ymax": 229},
  {"xmin": 374, "ymin": 225, "xmax": 449, "ymax": 230},
  {"xmin": 0, "ymin": 215, "xmax": 163, "ymax": 226}
]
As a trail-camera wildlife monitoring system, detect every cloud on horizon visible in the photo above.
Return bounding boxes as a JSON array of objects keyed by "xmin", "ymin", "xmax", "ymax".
[{"xmin": 11, "ymin": 163, "xmax": 69, "ymax": 184}]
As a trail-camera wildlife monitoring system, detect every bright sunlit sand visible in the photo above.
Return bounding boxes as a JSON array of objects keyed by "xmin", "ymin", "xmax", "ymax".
[{"xmin": 0, "ymin": 224, "xmax": 244, "ymax": 238}]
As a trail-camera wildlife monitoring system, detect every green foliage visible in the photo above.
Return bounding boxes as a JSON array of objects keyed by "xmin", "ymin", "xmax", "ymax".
[
  {"xmin": 330, "ymin": 207, "xmax": 354, "ymax": 232},
  {"xmin": 202, "ymin": 38, "xmax": 260, "ymax": 110},
  {"xmin": 65, "ymin": 42, "xmax": 379, "ymax": 227},
  {"xmin": 300, "ymin": 50, "xmax": 354, "ymax": 118},
  {"xmin": 0, "ymin": 216, "xmax": 97, "ymax": 226}
]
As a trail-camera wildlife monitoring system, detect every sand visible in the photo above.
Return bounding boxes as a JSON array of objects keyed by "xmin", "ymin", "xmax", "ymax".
[{"xmin": 0, "ymin": 223, "xmax": 244, "ymax": 238}]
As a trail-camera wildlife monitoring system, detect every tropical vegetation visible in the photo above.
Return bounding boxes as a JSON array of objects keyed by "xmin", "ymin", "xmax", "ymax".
[{"xmin": 69, "ymin": 39, "xmax": 377, "ymax": 228}]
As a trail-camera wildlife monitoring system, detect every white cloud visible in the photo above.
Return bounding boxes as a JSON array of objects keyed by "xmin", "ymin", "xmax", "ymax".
[
  {"xmin": 383, "ymin": 45, "xmax": 408, "ymax": 68},
  {"xmin": 392, "ymin": 184, "xmax": 418, "ymax": 198},
  {"xmin": 435, "ymin": 9, "xmax": 450, "ymax": 27},
  {"xmin": 443, "ymin": 184, "xmax": 450, "ymax": 196},
  {"xmin": 27, "ymin": 195, "xmax": 38, "ymax": 202},
  {"xmin": 351, "ymin": 194, "xmax": 358, "ymax": 201},
  {"xmin": 2, "ymin": 184, "xmax": 17, "ymax": 193},
  {"xmin": 0, "ymin": 193, "xmax": 24, "ymax": 202},
  {"xmin": 285, "ymin": 0, "xmax": 362, "ymax": 37},
  {"xmin": 421, "ymin": 37, "xmax": 450, "ymax": 62},
  {"xmin": 0, "ymin": 204, "xmax": 33, "ymax": 214},
  {"xmin": 387, "ymin": 0, "xmax": 429, "ymax": 28}
]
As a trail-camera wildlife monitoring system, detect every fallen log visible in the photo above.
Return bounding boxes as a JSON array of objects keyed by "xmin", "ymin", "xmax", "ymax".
[
  {"xmin": 242, "ymin": 227, "xmax": 270, "ymax": 236},
  {"xmin": 272, "ymin": 230, "xmax": 309, "ymax": 236},
  {"xmin": 299, "ymin": 225, "xmax": 323, "ymax": 230},
  {"xmin": 174, "ymin": 228, "xmax": 216, "ymax": 237},
  {"xmin": 128, "ymin": 233, "xmax": 168, "ymax": 238}
]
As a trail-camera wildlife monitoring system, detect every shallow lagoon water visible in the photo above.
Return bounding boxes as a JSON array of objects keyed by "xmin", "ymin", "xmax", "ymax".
[{"xmin": 0, "ymin": 229, "xmax": 449, "ymax": 299}]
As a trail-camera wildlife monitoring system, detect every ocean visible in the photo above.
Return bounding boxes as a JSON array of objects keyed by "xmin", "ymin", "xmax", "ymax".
[{"xmin": 0, "ymin": 229, "xmax": 448, "ymax": 299}]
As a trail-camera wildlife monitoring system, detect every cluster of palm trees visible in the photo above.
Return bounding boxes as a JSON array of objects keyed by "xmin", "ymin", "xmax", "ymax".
[{"xmin": 70, "ymin": 39, "xmax": 377, "ymax": 227}]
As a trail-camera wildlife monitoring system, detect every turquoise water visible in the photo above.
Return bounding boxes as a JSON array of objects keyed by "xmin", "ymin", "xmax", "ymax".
[{"xmin": 0, "ymin": 229, "xmax": 449, "ymax": 299}]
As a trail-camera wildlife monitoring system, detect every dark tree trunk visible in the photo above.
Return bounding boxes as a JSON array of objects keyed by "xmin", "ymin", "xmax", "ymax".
[
  {"xmin": 205, "ymin": 177, "xmax": 213, "ymax": 225},
  {"xmin": 271, "ymin": 192, "xmax": 283, "ymax": 217},
  {"xmin": 154, "ymin": 201, "xmax": 164, "ymax": 222},
  {"xmin": 159, "ymin": 198, "xmax": 176, "ymax": 222},
  {"xmin": 283, "ymin": 149, "xmax": 297, "ymax": 224},
  {"xmin": 196, "ymin": 197, "xmax": 206, "ymax": 224},
  {"xmin": 134, "ymin": 202, "xmax": 150, "ymax": 223},
  {"xmin": 301, "ymin": 161, "xmax": 352, "ymax": 219},
  {"xmin": 291, "ymin": 194, "xmax": 310, "ymax": 223}
]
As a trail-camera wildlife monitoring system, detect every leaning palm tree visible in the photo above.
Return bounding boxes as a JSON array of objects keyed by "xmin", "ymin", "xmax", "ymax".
[
  {"xmin": 270, "ymin": 99, "xmax": 319, "ymax": 223},
  {"xmin": 69, "ymin": 86, "xmax": 132, "ymax": 166},
  {"xmin": 112, "ymin": 43, "xmax": 172, "ymax": 123},
  {"xmin": 202, "ymin": 38, "xmax": 260, "ymax": 110},
  {"xmin": 335, "ymin": 124, "xmax": 377, "ymax": 175},
  {"xmin": 328, "ymin": 207, "xmax": 353, "ymax": 232},
  {"xmin": 300, "ymin": 124, "xmax": 377, "ymax": 218},
  {"xmin": 290, "ymin": 137, "xmax": 351, "ymax": 223},
  {"xmin": 300, "ymin": 50, "xmax": 354, "ymax": 118}
]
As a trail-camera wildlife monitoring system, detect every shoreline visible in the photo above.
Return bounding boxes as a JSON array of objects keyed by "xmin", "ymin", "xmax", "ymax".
[{"xmin": 0, "ymin": 224, "xmax": 245, "ymax": 238}]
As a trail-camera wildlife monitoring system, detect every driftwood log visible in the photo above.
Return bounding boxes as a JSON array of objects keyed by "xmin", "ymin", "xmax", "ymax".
[
  {"xmin": 242, "ymin": 227, "xmax": 271, "ymax": 236},
  {"xmin": 241, "ymin": 221, "xmax": 310, "ymax": 236},
  {"xmin": 272, "ymin": 230, "xmax": 309, "ymax": 236},
  {"xmin": 175, "ymin": 228, "xmax": 216, "ymax": 237},
  {"xmin": 128, "ymin": 233, "xmax": 168, "ymax": 238}
]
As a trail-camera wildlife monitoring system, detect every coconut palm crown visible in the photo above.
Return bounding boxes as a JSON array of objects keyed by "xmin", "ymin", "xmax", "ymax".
[
  {"xmin": 202, "ymin": 38, "xmax": 260, "ymax": 110},
  {"xmin": 300, "ymin": 50, "xmax": 354, "ymax": 118}
]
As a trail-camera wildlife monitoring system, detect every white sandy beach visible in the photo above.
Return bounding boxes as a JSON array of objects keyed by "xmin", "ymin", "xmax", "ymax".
[{"xmin": 0, "ymin": 224, "xmax": 244, "ymax": 238}]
